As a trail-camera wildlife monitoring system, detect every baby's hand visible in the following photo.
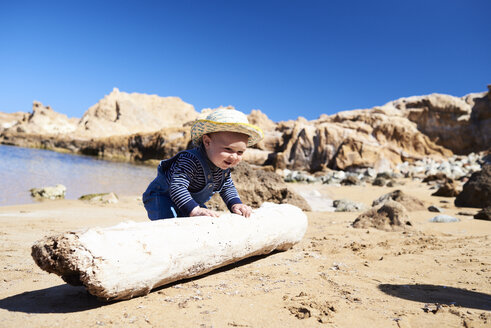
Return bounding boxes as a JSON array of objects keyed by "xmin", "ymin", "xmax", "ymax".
[
  {"xmin": 231, "ymin": 204, "xmax": 252, "ymax": 218},
  {"xmin": 190, "ymin": 206, "xmax": 219, "ymax": 218}
]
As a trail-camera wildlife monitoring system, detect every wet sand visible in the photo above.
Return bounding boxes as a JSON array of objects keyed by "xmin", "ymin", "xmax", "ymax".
[{"xmin": 0, "ymin": 181, "xmax": 489, "ymax": 327}]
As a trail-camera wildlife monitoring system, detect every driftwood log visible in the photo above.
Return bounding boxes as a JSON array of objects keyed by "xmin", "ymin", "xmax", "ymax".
[{"xmin": 31, "ymin": 203, "xmax": 307, "ymax": 300}]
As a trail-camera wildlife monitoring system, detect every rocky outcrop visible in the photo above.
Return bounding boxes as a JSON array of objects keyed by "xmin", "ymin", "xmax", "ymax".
[
  {"xmin": 5, "ymin": 102, "xmax": 77, "ymax": 135},
  {"xmin": 76, "ymin": 88, "xmax": 197, "ymax": 138},
  {"xmin": 454, "ymin": 164, "xmax": 491, "ymax": 208},
  {"xmin": 0, "ymin": 112, "xmax": 24, "ymax": 131},
  {"xmin": 1, "ymin": 86, "xmax": 490, "ymax": 173},
  {"xmin": 77, "ymin": 127, "xmax": 192, "ymax": 162},
  {"xmin": 381, "ymin": 86, "xmax": 491, "ymax": 154},
  {"xmin": 267, "ymin": 108, "xmax": 452, "ymax": 172},
  {"xmin": 208, "ymin": 162, "xmax": 311, "ymax": 212}
]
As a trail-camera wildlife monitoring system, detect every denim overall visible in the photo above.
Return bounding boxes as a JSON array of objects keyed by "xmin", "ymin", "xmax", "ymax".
[{"xmin": 142, "ymin": 147, "xmax": 225, "ymax": 220}]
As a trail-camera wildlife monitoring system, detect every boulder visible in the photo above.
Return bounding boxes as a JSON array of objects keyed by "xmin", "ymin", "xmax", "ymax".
[
  {"xmin": 352, "ymin": 200, "xmax": 411, "ymax": 231},
  {"xmin": 30, "ymin": 184, "xmax": 66, "ymax": 200},
  {"xmin": 428, "ymin": 205, "xmax": 444, "ymax": 213},
  {"xmin": 431, "ymin": 179, "xmax": 461, "ymax": 197},
  {"xmin": 340, "ymin": 175, "xmax": 360, "ymax": 186},
  {"xmin": 454, "ymin": 164, "xmax": 491, "ymax": 208},
  {"xmin": 79, "ymin": 192, "xmax": 119, "ymax": 204},
  {"xmin": 423, "ymin": 173, "xmax": 449, "ymax": 183},
  {"xmin": 207, "ymin": 162, "xmax": 311, "ymax": 212},
  {"xmin": 372, "ymin": 190, "xmax": 426, "ymax": 211},
  {"xmin": 474, "ymin": 207, "xmax": 491, "ymax": 221}
]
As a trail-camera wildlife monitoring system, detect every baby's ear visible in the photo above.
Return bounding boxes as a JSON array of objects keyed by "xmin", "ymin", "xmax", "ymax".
[{"xmin": 202, "ymin": 134, "xmax": 211, "ymax": 148}]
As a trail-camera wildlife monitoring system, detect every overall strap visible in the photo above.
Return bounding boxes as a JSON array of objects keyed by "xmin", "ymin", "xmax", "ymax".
[{"xmin": 187, "ymin": 147, "xmax": 213, "ymax": 185}]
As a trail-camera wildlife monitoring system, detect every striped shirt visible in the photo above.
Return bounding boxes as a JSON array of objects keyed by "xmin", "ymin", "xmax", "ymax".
[{"xmin": 162, "ymin": 150, "xmax": 242, "ymax": 216}]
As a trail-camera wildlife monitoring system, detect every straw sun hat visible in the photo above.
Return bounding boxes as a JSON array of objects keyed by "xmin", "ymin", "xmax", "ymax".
[{"xmin": 191, "ymin": 108, "xmax": 264, "ymax": 146}]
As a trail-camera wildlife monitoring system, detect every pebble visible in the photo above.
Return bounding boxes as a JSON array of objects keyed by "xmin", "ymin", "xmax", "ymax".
[
  {"xmin": 428, "ymin": 205, "xmax": 444, "ymax": 213},
  {"xmin": 428, "ymin": 215, "xmax": 460, "ymax": 223}
]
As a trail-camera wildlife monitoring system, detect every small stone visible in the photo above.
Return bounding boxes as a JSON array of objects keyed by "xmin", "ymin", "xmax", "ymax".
[
  {"xmin": 372, "ymin": 177, "xmax": 386, "ymax": 186},
  {"xmin": 333, "ymin": 199, "xmax": 366, "ymax": 212},
  {"xmin": 474, "ymin": 207, "xmax": 491, "ymax": 221},
  {"xmin": 428, "ymin": 205, "xmax": 444, "ymax": 213},
  {"xmin": 79, "ymin": 192, "xmax": 119, "ymax": 204},
  {"xmin": 428, "ymin": 215, "xmax": 460, "ymax": 223}
]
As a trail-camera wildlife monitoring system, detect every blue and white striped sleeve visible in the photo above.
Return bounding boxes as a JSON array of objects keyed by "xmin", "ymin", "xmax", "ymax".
[
  {"xmin": 168, "ymin": 155, "xmax": 200, "ymax": 216},
  {"xmin": 220, "ymin": 171, "xmax": 242, "ymax": 211}
]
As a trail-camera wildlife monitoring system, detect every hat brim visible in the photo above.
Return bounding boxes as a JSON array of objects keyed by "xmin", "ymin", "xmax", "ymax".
[{"xmin": 191, "ymin": 120, "xmax": 264, "ymax": 146}]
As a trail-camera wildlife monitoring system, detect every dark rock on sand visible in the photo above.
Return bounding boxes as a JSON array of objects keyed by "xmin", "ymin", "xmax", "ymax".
[
  {"xmin": 431, "ymin": 179, "xmax": 461, "ymax": 197},
  {"xmin": 423, "ymin": 173, "xmax": 449, "ymax": 183},
  {"xmin": 352, "ymin": 200, "xmax": 411, "ymax": 231},
  {"xmin": 428, "ymin": 205, "xmax": 444, "ymax": 213},
  {"xmin": 208, "ymin": 162, "xmax": 311, "ymax": 212},
  {"xmin": 372, "ymin": 190, "xmax": 426, "ymax": 211},
  {"xmin": 455, "ymin": 164, "xmax": 491, "ymax": 208},
  {"xmin": 340, "ymin": 175, "xmax": 360, "ymax": 186},
  {"xmin": 474, "ymin": 207, "xmax": 491, "ymax": 221}
]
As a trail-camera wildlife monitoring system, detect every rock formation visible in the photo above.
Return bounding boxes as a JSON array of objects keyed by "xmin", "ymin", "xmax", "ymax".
[
  {"xmin": 207, "ymin": 162, "xmax": 311, "ymax": 212},
  {"xmin": 5, "ymin": 102, "xmax": 77, "ymax": 135},
  {"xmin": 454, "ymin": 164, "xmax": 491, "ymax": 208},
  {"xmin": 381, "ymin": 86, "xmax": 491, "ymax": 154},
  {"xmin": 76, "ymin": 88, "xmax": 198, "ymax": 138},
  {"xmin": 1, "ymin": 86, "xmax": 490, "ymax": 173},
  {"xmin": 0, "ymin": 112, "xmax": 24, "ymax": 131}
]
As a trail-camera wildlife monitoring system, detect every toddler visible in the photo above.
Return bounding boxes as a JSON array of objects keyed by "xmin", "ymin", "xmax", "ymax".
[{"xmin": 142, "ymin": 108, "xmax": 263, "ymax": 220}]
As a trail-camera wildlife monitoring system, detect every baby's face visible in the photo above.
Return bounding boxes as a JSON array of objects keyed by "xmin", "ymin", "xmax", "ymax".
[{"xmin": 202, "ymin": 131, "xmax": 248, "ymax": 170}]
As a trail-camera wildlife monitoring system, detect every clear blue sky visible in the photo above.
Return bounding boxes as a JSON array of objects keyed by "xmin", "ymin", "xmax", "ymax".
[{"xmin": 1, "ymin": 0, "xmax": 490, "ymax": 122}]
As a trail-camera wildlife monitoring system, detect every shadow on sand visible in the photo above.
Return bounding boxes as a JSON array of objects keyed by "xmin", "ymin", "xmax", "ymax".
[
  {"xmin": 379, "ymin": 284, "xmax": 491, "ymax": 311},
  {"xmin": 0, "ymin": 252, "xmax": 276, "ymax": 313},
  {"xmin": 0, "ymin": 284, "xmax": 103, "ymax": 313}
]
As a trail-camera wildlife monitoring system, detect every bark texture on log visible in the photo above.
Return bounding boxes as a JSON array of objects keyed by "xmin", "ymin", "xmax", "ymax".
[{"xmin": 31, "ymin": 203, "xmax": 307, "ymax": 300}]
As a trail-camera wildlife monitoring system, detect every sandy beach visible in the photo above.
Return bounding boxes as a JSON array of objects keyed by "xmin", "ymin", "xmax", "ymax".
[{"xmin": 0, "ymin": 180, "xmax": 489, "ymax": 328}]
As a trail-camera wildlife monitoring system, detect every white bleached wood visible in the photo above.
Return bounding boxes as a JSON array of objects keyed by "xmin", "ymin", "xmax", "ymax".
[{"xmin": 31, "ymin": 203, "xmax": 308, "ymax": 300}]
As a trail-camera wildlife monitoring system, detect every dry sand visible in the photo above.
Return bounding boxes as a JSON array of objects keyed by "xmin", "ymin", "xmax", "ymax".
[{"xmin": 0, "ymin": 181, "xmax": 489, "ymax": 327}]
